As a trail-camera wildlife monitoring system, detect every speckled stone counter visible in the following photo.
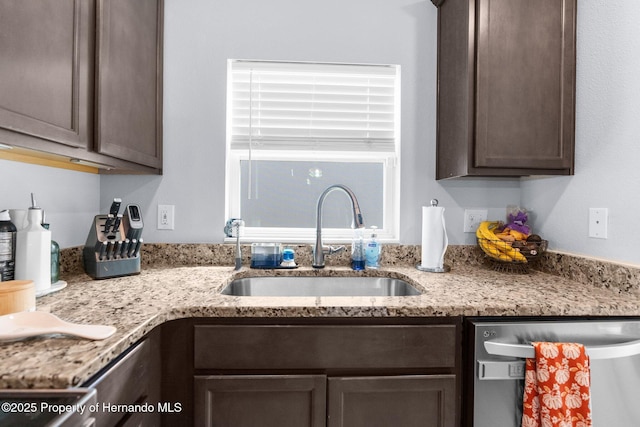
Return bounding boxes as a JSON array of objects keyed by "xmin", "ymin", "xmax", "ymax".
[{"xmin": 2, "ymin": 244, "xmax": 640, "ymax": 389}]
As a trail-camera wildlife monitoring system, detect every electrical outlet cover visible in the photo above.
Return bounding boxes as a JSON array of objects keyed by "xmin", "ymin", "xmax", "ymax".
[
  {"xmin": 588, "ymin": 208, "xmax": 607, "ymax": 239},
  {"xmin": 464, "ymin": 209, "xmax": 488, "ymax": 233},
  {"xmin": 158, "ymin": 204, "xmax": 175, "ymax": 230}
]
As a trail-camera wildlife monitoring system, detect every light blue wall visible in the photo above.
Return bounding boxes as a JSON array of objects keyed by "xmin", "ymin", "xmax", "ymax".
[
  {"xmin": 0, "ymin": 159, "xmax": 100, "ymax": 248},
  {"xmin": 3, "ymin": 0, "xmax": 638, "ymax": 266},
  {"xmin": 101, "ymin": 0, "xmax": 522, "ymax": 246},
  {"xmin": 521, "ymin": 1, "xmax": 640, "ymax": 266}
]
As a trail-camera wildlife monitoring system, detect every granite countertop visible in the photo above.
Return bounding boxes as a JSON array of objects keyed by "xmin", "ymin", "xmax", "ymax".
[{"xmin": 1, "ymin": 244, "xmax": 640, "ymax": 389}]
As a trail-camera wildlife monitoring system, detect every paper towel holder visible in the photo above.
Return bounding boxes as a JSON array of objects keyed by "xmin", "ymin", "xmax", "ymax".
[
  {"xmin": 416, "ymin": 199, "xmax": 451, "ymax": 273},
  {"xmin": 416, "ymin": 264, "xmax": 450, "ymax": 273}
]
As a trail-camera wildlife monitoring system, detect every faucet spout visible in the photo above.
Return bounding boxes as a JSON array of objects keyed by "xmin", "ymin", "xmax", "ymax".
[{"xmin": 312, "ymin": 185, "xmax": 365, "ymax": 268}]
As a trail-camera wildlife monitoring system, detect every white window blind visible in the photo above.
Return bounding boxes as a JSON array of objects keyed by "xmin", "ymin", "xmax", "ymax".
[{"xmin": 229, "ymin": 60, "xmax": 399, "ymax": 152}]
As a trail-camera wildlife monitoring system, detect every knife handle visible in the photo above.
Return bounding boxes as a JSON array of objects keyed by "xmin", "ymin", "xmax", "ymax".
[
  {"xmin": 103, "ymin": 215, "xmax": 114, "ymax": 234},
  {"xmin": 109, "ymin": 198, "xmax": 122, "ymax": 217},
  {"xmin": 120, "ymin": 239, "xmax": 130, "ymax": 258},
  {"xmin": 128, "ymin": 239, "xmax": 137, "ymax": 258},
  {"xmin": 113, "ymin": 240, "xmax": 123, "ymax": 259},
  {"xmin": 113, "ymin": 214, "xmax": 123, "ymax": 234},
  {"xmin": 97, "ymin": 241, "xmax": 108, "ymax": 261},
  {"xmin": 133, "ymin": 238, "xmax": 143, "ymax": 258}
]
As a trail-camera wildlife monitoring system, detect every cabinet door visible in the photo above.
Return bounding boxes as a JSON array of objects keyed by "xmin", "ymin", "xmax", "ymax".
[
  {"xmin": 328, "ymin": 375, "xmax": 456, "ymax": 427},
  {"xmin": 95, "ymin": 0, "xmax": 163, "ymax": 169},
  {"xmin": 474, "ymin": 0, "xmax": 575, "ymax": 170},
  {"xmin": 84, "ymin": 334, "xmax": 161, "ymax": 427},
  {"xmin": 194, "ymin": 375, "xmax": 326, "ymax": 427},
  {"xmin": 0, "ymin": 0, "xmax": 92, "ymax": 148}
]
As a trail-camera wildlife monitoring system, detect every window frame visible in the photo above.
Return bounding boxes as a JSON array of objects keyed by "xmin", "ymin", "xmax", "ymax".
[{"xmin": 224, "ymin": 60, "xmax": 401, "ymax": 243}]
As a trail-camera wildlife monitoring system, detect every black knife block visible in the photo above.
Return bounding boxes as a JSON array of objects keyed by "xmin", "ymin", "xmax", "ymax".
[{"xmin": 82, "ymin": 205, "xmax": 143, "ymax": 279}]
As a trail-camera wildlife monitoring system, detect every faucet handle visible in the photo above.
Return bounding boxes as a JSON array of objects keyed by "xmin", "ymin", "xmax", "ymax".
[{"xmin": 324, "ymin": 245, "xmax": 345, "ymax": 255}]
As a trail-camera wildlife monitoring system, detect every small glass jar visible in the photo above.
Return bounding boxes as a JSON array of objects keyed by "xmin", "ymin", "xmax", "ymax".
[
  {"xmin": 250, "ymin": 243, "xmax": 282, "ymax": 268},
  {"xmin": 42, "ymin": 224, "xmax": 60, "ymax": 284},
  {"xmin": 50, "ymin": 239, "xmax": 60, "ymax": 284}
]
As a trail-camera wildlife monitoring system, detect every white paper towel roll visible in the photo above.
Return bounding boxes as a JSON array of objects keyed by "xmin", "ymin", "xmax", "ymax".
[{"xmin": 420, "ymin": 206, "xmax": 448, "ymax": 270}]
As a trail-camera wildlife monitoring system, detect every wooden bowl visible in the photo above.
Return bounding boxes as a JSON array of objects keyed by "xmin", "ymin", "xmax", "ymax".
[{"xmin": 0, "ymin": 280, "xmax": 35, "ymax": 315}]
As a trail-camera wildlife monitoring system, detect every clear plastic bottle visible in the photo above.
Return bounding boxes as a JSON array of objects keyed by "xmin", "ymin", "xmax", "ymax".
[
  {"xmin": 365, "ymin": 226, "xmax": 381, "ymax": 269},
  {"xmin": 351, "ymin": 228, "xmax": 365, "ymax": 271},
  {"xmin": 0, "ymin": 210, "xmax": 17, "ymax": 281}
]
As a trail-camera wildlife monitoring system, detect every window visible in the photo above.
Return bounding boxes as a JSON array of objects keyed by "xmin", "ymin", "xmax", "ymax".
[{"xmin": 225, "ymin": 60, "xmax": 400, "ymax": 242}]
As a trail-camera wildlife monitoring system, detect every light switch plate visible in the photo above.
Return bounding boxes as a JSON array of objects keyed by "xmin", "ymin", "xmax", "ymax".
[{"xmin": 588, "ymin": 208, "xmax": 607, "ymax": 239}]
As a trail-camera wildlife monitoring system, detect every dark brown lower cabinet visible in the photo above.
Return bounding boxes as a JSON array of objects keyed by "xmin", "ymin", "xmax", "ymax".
[
  {"xmin": 194, "ymin": 375, "xmax": 326, "ymax": 427},
  {"xmin": 83, "ymin": 329, "xmax": 161, "ymax": 427},
  {"xmin": 172, "ymin": 318, "xmax": 462, "ymax": 427},
  {"xmin": 194, "ymin": 373, "xmax": 456, "ymax": 427},
  {"xmin": 328, "ymin": 375, "xmax": 456, "ymax": 427}
]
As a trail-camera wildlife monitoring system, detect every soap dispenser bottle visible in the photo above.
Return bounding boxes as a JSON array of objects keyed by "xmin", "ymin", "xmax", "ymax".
[
  {"xmin": 0, "ymin": 210, "xmax": 17, "ymax": 281},
  {"xmin": 351, "ymin": 228, "xmax": 365, "ymax": 271},
  {"xmin": 15, "ymin": 194, "xmax": 51, "ymax": 293},
  {"xmin": 365, "ymin": 226, "xmax": 381, "ymax": 269}
]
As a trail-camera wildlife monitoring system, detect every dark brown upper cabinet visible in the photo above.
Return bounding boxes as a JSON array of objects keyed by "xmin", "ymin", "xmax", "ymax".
[
  {"xmin": 0, "ymin": 0, "xmax": 93, "ymax": 149},
  {"xmin": 95, "ymin": 0, "xmax": 163, "ymax": 170},
  {"xmin": 0, "ymin": 0, "xmax": 163, "ymax": 174},
  {"xmin": 433, "ymin": 0, "xmax": 576, "ymax": 179}
]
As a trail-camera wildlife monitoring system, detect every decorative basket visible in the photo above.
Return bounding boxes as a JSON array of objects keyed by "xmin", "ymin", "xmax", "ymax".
[{"xmin": 477, "ymin": 238, "xmax": 548, "ymax": 273}]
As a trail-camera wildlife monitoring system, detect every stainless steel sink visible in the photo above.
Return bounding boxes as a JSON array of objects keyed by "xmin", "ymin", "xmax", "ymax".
[{"xmin": 221, "ymin": 276, "xmax": 421, "ymax": 297}]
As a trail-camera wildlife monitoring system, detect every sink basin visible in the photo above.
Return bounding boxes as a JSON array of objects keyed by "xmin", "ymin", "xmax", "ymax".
[{"xmin": 221, "ymin": 276, "xmax": 421, "ymax": 297}]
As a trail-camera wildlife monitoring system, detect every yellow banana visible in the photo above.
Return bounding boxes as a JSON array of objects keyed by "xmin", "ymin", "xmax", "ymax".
[
  {"xmin": 479, "ymin": 238, "xmax": 512, "ymax": 261},
  {"xmin": 476, "ymin": 221, "xmax": 499, "ymax": 240},
  {"xmin": 477, "ymin": 221, "xmax": 511, "ymax": 260},
  {"xmin": 477, "ymin": 221, "xmax": 527, "ymax": 263},
  {"xmin": 500, "ymin": 242, "xmax": 527, "ymax": 263},
  {"xmin": 476, "ymin": 221, "xmax": 502, "ymax": 241}
]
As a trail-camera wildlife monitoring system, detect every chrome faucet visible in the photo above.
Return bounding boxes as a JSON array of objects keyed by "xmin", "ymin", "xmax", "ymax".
[
  {"xmin": 233, "ymin": 220, "xmax": 242, "ymax": 270},
  {"xmin": 312, "ymin": 185, "xmax": 365, "ymax": 268}
]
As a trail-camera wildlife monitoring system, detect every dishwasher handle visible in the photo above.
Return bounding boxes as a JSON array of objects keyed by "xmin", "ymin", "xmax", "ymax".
[{"xmin": 485, "ymin": 338, "xmax": 640, "ymax": 360}]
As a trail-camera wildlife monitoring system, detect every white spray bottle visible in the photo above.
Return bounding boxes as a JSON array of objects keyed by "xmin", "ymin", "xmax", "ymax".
[{"xmin": 15, "ymin": 193, "xmax": 51, "ymax": 293}]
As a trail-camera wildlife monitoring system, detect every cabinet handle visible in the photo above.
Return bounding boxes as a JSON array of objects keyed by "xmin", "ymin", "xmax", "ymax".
[{"xmin": 484, "ymin": 338, "xmax": 640, "ymax": 361}]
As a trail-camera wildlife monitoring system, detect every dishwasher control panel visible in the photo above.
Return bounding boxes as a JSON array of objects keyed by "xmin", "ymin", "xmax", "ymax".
[{"xmin": 477, "ymin": 360, "xmax": 525, "ymax": 380}]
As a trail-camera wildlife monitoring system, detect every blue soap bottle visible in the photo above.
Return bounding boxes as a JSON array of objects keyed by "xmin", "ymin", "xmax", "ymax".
[
  {"xmin": 365, "ymin": 226, "xmax": 381, "ymax": 269},
  {"xmin": 351, "ymin": 228, "xmax": 365, "ymax": 271}
]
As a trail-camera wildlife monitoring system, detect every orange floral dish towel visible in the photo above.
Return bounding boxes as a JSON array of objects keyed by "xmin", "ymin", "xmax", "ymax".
[{"xmin": 522, "ymin": 342, "xmax": 592, "ymax": 427}]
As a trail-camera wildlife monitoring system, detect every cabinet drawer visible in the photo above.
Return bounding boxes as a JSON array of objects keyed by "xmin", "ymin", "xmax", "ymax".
[{"xmin": 194, "ymin": 324, "xmax": 456, "ymax": 370}]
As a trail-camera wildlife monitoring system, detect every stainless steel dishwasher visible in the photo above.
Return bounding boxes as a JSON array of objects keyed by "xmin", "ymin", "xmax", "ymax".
[{"xmin": 469, "ymin": 318, "xmax": 640, "ymax": 427}]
